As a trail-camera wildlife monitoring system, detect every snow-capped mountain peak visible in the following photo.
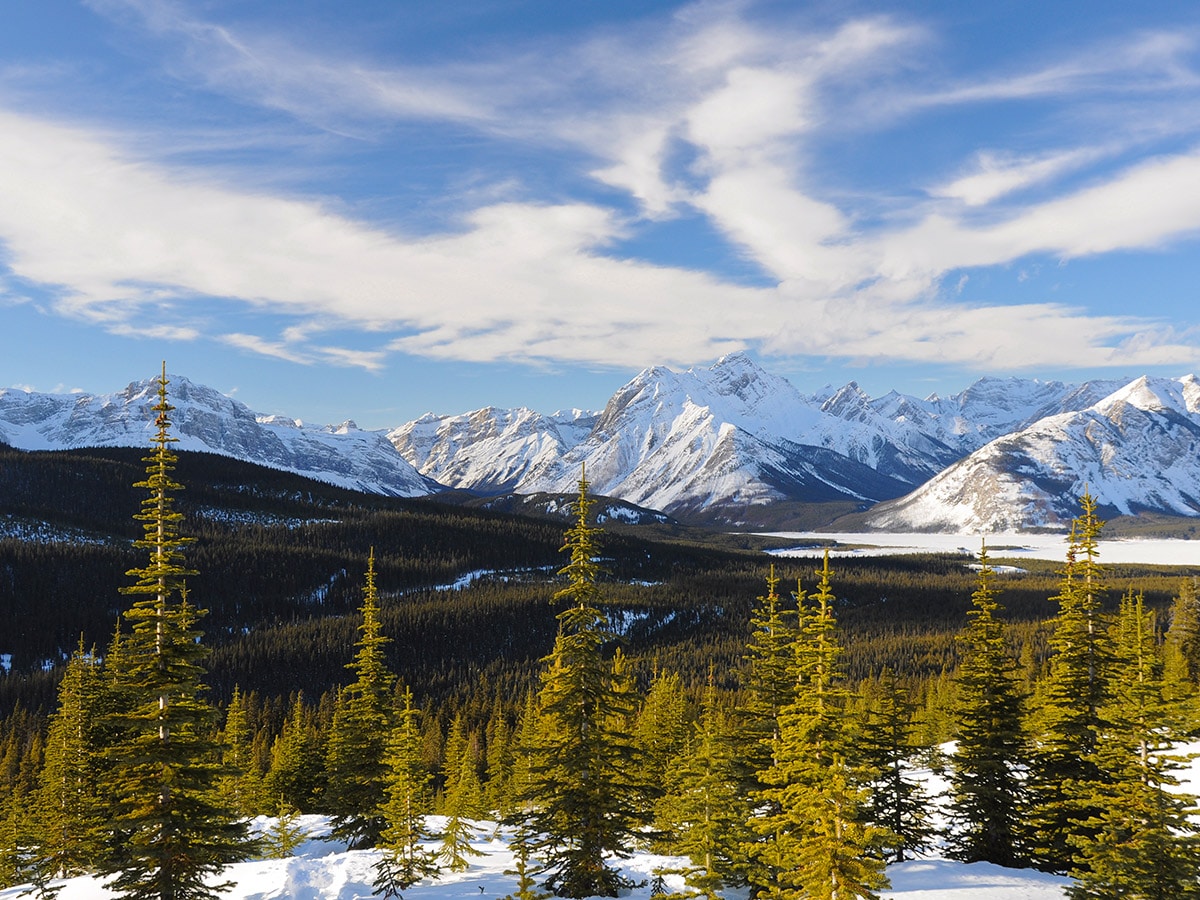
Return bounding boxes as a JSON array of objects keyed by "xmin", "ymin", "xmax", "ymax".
[{"xmin": 0, "ymin": 375, "xmax": 434, "ymax": 498}]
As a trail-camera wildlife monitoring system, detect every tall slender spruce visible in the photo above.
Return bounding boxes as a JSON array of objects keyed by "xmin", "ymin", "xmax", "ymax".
[
  {"xmin": 752, "ymin": 552, "xmax": 888, "ymax": 900},
  {"xmin": 1069, "ymin": 592, "xmax": 1200, "ymax": 899},
  {"xmin": 326, "ymin": 550, "xmax": 396, "ymax": 848},
  {"xmin": 948, "ymin": 542, "xmax": 1027, "ymax": 867},
  {"xmin": 34, "ymin": 639, "xmax": 107, "ymax": 878},
  {"xmin": 1026, "ymin": 492, "xmax": 1112, "ymax": 873},
  {"xmin": 98, "ymin": 364, "xmax": 253, "ymax": 900},
  {"xmin": 521, "ymin": 471, "xmax": 650, "ymax": 898}
]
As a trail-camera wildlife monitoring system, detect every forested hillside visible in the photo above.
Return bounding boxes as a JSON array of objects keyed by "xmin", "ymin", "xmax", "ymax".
[{"xmin": 4, "ymin": 386, "xmax": 1200, "ymax": 897}]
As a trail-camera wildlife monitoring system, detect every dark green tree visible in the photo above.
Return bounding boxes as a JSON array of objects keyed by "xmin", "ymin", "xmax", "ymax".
[
  {"xmin": 483, "ymin": 700, "xmax": 515, "ymax": 819},
  {"xmin": 634, "ymin": 668, "xmax": 689, "ymax": 801},
  {"xmin": 948, "ymin": 544, "xmax": 1028, "ymax": 867},
  {"xmin": 326, "ymin": 550, "xmax": 395, "ymax": 848},
  {"xmin": 97, "ymin": 365, "xmax": 254, "ymax": 900},
  {"xmin": 374, "ymin": 686, "xmax": 439, "ymax": 897},
  {"xmin": 33, "ymin": 639, "xmax": 107, "ymax": 877},
  {"xmin": 1163, "ymin": 577, "xmax": 1200, "ymax": 707},
  {"xmin": 859, "ymin": 668, "xmax": 933, "ymax": 864},
  {"xmin": 1069, "ymin": 591, "xmax": 1200, "ymax": 899},
  {"xmin": 736, "ymin": 566, "xmax": 798, "ymax": 788},
  {"xmin": 657, "ymin": 671, "xmax": 750, "ymax": 897},
  {"xmin": 263, "ymin": 694, "xmax": 324, "ymax": 814},
  {"xmin": 751, "ymin": 553, "xmax": 889, "ymax": 900},
  {"xmin": 216, "ymin": 687, "xmax": 263, "ymax": 818},
  {"xmin": 520, "ymin": 471, "xmax": 651, "ymax": 898},
  {"xmin": 438, "ymin": 714, "xmax": 483, "ymax": 871},
  {"xmin": 1026, "ymin": 493, "xmax": 1112, "ymax": 873}
]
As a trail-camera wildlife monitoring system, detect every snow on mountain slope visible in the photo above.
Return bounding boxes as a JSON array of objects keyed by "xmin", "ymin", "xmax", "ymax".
[
  {"xmin": 866, "ymin": 375, "xmax": 1200, "ymax": 532},
  {"xmin": 511, "ymin": 355, "xmax": 915, "ymax": 519},
  {"xmin": 6, "ymin": 363, "xmax": 1197, "ymax": 530},
  {"xmin": 388, "ymin": 406, "xmax": 597, "ymax": 492},
  {"xmin": 386, "ymin": 355, "xmax": 1182, "ymax": 527},
  {"xmin": 0, "ymin": 376, "xmax": 436, "ymax": 498}
]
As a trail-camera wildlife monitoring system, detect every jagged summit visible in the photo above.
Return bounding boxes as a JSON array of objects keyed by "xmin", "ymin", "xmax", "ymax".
[
  {"xmin": 5, "ymin": 364, "xmax": 1200, "ymax": 531},
  {"xmin": 0, "ymin": 374, "xmax": 434, "ymax": 498},
  {"xmin": 865, "ymin": 375, "xmax": 1200, "ymax": 532}
]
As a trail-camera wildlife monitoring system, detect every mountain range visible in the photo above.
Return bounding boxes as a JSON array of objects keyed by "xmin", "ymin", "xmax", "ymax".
[{"xmin": 2, "ymin": 354, "xmax": 1198, "ymax": 533}]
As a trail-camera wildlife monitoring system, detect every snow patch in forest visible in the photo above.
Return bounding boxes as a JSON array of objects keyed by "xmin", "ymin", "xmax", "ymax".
[
  {"xmin": 0, "ymin": 514, "xmax": 113, "ymax": 545},
  {"xmin": 0, "ymin": 813, "xmax": 1074, "ymax": 900},
  {"xmin": 763, "ymin": 531, "xmax": 1200, "ymax": 565},
  {"xmin": 193, "ymin": 507, "xmax": 340, "ymax": 528}
]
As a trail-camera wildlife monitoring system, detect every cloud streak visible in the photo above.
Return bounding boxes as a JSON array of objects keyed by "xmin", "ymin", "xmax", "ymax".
[{"xmin": 1, "ymin": 2, "xmax": 1199, "ymax": 378}]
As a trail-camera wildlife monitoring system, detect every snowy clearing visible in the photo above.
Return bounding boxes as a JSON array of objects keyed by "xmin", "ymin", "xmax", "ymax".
[
  {"xmin": 761, "ymin": 531, "xmax": 1200, "ymax": 566},
  {"xmin": 0, "ymin": 813, "xmax": 1075, "ymax": 900}
]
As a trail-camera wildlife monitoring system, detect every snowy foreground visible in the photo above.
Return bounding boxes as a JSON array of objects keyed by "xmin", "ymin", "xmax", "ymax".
[{"xmin": 1, "ymin": 814, "xmax": 1071, "ymax": 900}]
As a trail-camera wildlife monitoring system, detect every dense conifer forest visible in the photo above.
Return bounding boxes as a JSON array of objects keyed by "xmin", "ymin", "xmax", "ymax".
[{"xmin": 3, "ymin": 377, "xmax": 1200, "ymax": 898}]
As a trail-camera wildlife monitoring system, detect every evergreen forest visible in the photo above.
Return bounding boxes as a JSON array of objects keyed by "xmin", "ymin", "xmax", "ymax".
[{"xmin": 3, "ymin": 372, "xmax": 1200, "ymax": 899}]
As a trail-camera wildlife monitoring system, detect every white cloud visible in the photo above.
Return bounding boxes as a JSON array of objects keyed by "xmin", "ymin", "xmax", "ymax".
[
  {"xmin": 3, "ymin": 3, "xmax": 1200, "ymax": 379},
  {"xmin": 932, "ymin": 149, "xmax": 1100, "ymax": 206}
]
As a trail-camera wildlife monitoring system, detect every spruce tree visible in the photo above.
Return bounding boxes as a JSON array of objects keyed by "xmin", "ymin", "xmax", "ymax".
[
  {"xmin": 1163, "ymin": 577, "xmax": 1200, "ymax": 707},
  {"xmin": 217, "ymin": 687, "xmax": 263, "ymax": 818},
  {"xmin": 657, "ymin": 671, "xmax": 750, "ymax": 896},
  {"xmin": 263, "ymin": 694, "xmax": 324, "ymax": 814},
  {"xmin": 374, "ymin": 686, "xmax": 439, "ymax": 897},
  {"xmin": 438, "ymin": 714, "xmax": 483, "ymax": 871},
  {"xmin": 33, "ymin": 639, "xmax": 107, "ymax": 877},
  {"xmin": 1025, "ymin": 493, "xmax": 1112, "ymax": 873},
  {"xmin": 859, "ymin": 668, "xmax": 933, "ymax": 864},
  {"xmin": 483, "ymin": 700, "xmax": 515, "ymax": 819},
  {"xmin": 736, "ymin": 567, "xmax": 798, "ymax": 787},
  {"xmin": 1069, "ymin": 591, "xmax": 1200, "ymax": 899},
  {"xmin": 751, "ymin": 553, "xmax": 888, "ymax": 900},
  {"xmin": 634, "ymin": 668, "xmax": 689, "ymax": 801},
  {"xmin": 97, "ymin": 365, "xmax": 253, "ymax": 900},
  {"xmin": 948, "ymin": 543, "xmax": 1027, "ymax": 867},
  {"xmin": 260, "ymin": 805, "xmax": 309, "ymax": 860},
  {"xmin": 326, "ymin": 550, "xmax": 395, "ymax": 848},
  {"xmin": 520, "ymin": 471, "xmax": 651, "ymax": 898}
]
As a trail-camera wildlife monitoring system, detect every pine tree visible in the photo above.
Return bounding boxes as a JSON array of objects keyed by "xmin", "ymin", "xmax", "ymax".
[
  {"xmin": 374, "ymin": 686, "xmax": 439, "ymax": 898},
  {"xmin": 97, "ymin": 365, "xmax": 253, "ymax": 900},
  {"xmin": 263, "ymin": 694, "xmax": 324, "ymax": 814},
  {"xmin": 520, "ymin": 471, "xmax": 651, "ymax": 898},
  {"xmin": 483, "ymin": 700, "xmax": 515, "ymax": 819},
  {"xmin": 33, "ymin": 639, "xmax": 107, "ymax": 877},
  {"xmin": 499, "ymin": 819, "xmax": 552, "ymax": 900},
  {"xmin": 657, "ymin": 671, "xmax": 750, "ymax": 896},
  {"xmin": 859, "ymin": 668, "xmax": 933, "ymax": 864},
  {"xmin": 948, "ymin": 543, "xmax": 1027, "ymax": 867},
  {"xmin": 736, "ymin": 566, "xmax": 798, "ymax": 787},
  {"xmin": 438, "ymin": 714, "xmax": 483, "ymax": 871},
  {"xmin": 326, "ymin": 550, "xmax": 395, "ymax": 848},
  {"xmin": 1163, "ymin": 577, "xmax": 1200, "ymax": 707},
  {"xmin": 634, "ymin": 668, "xmax": 689, "ymax": 800},
  {"xmin": 1068, "ymin": 591, "xmax": 1200, "ymax": 899},
  {"xmin": 217, "ymin": 687, "xmax": 263, "ymax": 818},
  {"xmin": 259, "ymin": 805, "xmax": 308, "ymax": 860},
  {"xmin": 1026, "ymin": 493, "xmax": 1112, "ymax": 873},
  {"xmin": 751, "ymin": 553, "xmax": 889, "ymax": 900}
]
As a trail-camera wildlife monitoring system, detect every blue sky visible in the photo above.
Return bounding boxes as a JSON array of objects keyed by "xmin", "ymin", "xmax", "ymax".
[{"xmin": 3, "ymin": 0, "xmax": 1200, "ymax": 428}]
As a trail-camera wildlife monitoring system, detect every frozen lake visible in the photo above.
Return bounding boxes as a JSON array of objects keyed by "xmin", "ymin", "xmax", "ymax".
[{"xmin": 760, "ymin": 531, "xmax": 1200, "ymax": 566}]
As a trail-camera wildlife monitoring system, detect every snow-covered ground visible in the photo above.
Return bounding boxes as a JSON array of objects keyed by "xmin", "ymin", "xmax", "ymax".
[
  {"xmin": 1, "ymin": 814, "xmax": 1073, "ymax": 900},
  {"xmin": 762, "ymin": 530, "xmax": 1200, "ymax": 566}
]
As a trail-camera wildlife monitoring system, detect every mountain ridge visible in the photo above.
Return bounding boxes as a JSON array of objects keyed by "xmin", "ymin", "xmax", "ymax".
[{"xmin": 3, "ymin": 358, "xmax": 1198, "ymax": 532}]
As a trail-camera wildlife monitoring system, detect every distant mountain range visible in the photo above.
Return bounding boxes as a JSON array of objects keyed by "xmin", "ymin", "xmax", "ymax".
[{"xmin": 3, "ymin": 355, "xmax": 1198, "ymax": 533}]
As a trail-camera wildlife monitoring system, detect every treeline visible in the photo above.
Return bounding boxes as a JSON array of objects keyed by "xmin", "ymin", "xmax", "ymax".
[
  {"xmin": 5, "ymin": 378, "xmax": 1200, "ymax": 898},
  {"xmin": 5, "ymin": 462, "xmax": 1200, "ymax": 898}
]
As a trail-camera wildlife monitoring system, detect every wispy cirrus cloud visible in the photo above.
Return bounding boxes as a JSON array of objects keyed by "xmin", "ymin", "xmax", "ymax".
[{"xmin": 2, "ymin": 1, "xmax": 1200, "ymax": 379}]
